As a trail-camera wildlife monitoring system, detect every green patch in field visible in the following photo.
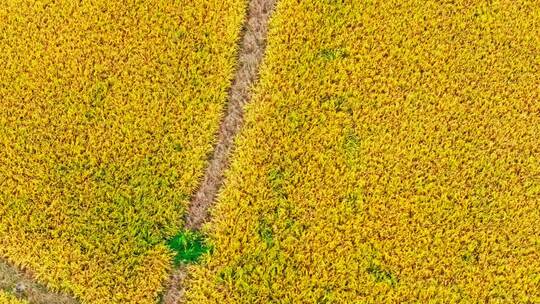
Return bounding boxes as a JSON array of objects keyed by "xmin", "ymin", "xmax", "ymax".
[
  {"xmin": 367, "ymin": 262, "xmax": 398, "ymax": 287},
  {"xmin": 318, "ymin": 48, "xmax": 348, "ymax": 61},
  {"xmin": 461, "ymin": 241, "xmax": 480, "ymax": 264},
  {"xmin": 268, "ymin": 167, "xmax": 288, "ymax": 199},
  {"xmin": 343, "ymin": 129, "xmax": 361, "ymax": 160},
  {"xmin": 173, "ymin": 29, "xmax": 187, "ymax": 40},
  {"xmin": 85, "ymin": 80, "xmax": 113, "ymax": 120},
  {"xmin": 343, "ymin": 130, "xmax": 360, "ymax": 149},
  {"xmin": 316, "ymin": 288, "xmax": 336, "ymax": 304},
  {"xmin": 84, "ymin": 111, "xmax": 95, "ymax": 120},
  {"xmin": 172, "ymin": 142, "xmax": 184, "ymax": 152},
  {"xmin": 461, "ymin": 250, "xmax": 480, "ymax": 263},
  {"xmin": 167, "ymin": 230, "xmax": 210, "ymax": 266},
  {"xmin": 286, "ymin": 111, "xmax": 306, "ymax": 132},
  {"xmin": 257, "ymin": 219, "xmax": 274, "ymax": 247},
  {"xmin": 89, "ymin": 80, "xmax": 112, "ymax": 107},
  {"xmin": 341, "ymin": 191, "xmax": 363, "ymax": 214},
  {"xmin": 320, "ymin": 94, "xmax": 352, "ymax": 114}
]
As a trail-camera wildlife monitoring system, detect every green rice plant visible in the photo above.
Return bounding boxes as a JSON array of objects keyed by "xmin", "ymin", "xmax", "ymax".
[{"xmin": 167, "ymin": 230, "xmax": 210, "ymax": 266}]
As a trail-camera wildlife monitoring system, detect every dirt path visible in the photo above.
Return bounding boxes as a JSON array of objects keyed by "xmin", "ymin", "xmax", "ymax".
[
  {"xmin": 163, "ymin": 0, "xmax": 278, "ymax": 302},
  {"xmin": 184, "ymin": 0, "xmax": 278, "ymax": 230}
]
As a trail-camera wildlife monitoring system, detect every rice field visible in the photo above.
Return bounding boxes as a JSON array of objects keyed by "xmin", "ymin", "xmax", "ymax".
[
  {"xmin": 0, "ymin": 291, "xmax": 28, "ymax": 304},
  {"xmin": 1, "ymin": 0, "xmax": 539, "ymax": 303},
  {"xmin": 184, "ymin": 0, "xmax": 540, "ymax": 302},
  {"xmin": 0, "ymin": 0, "xmax": 246, "ymax": 303}
]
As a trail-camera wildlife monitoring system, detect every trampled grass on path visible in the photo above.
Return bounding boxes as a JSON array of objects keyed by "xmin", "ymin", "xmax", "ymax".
[
  {"xmin": 185, "ymin": 0, "xmax": 540, "ymax": 302},
  {"xmin": 0, "ymin": 0, "xmax": 247, "ymax": 303}
]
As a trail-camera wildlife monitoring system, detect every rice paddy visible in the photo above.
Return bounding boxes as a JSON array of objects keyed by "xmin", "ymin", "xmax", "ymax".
[
  {"xmin": 1, "ymin": 0, "xmax": 539, "ymax": 303},
  {"xmin": 0, "ymin": 0, "xmax": 246, "ymax": 303},
  {"xmin": 183, "ymin": 0, "xmax": 540, "ymax": 302}
]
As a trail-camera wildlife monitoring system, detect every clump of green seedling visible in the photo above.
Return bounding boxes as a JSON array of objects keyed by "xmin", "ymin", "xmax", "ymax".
[{"xmin": 167, "ymin": 230, "xmax": 210, "ymax": 266}]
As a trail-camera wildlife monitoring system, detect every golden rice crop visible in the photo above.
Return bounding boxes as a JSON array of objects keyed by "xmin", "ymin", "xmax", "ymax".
[
  {"xmin": 0, "ymin": 0, "xmax": 246, "ymax": 303},
  {"xmin": 0, "ymin": 291, "xmax": 28, "ymax": 304},
  {"xmin": 184, "ymin": 0, "xmax": 540, "ymax": 302}
]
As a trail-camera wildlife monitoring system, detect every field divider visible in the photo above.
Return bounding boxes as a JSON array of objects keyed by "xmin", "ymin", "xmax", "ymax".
[
  {"xmin": 185, "ymin": 0, "xmax": 278, "ymax": 230},
  {"xmin": 162, "ymin": 0, "xmax": 278, "ymax": 302}
]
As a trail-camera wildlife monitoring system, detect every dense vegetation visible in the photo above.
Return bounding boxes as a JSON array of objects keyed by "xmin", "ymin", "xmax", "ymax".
[
  {"xmin": 0, "ymin": 0, "xmax": 246, "ymax": 303},
  {"xmin": 1, "ymin": 0, "xmax": 539, "ymax": 303},
  {"xmin": 0, "ymin": 291, "xmax": 28, "ymax": 304},
  {"xmin": 185, "ymin": 0, "xmax": 540, "ymax": 302}
]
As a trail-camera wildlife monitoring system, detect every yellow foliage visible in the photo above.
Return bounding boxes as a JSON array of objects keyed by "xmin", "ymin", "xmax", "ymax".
[
  {"xmin": 0, "ymin": 291, "xmax": 28, "ymax": 304},
  {"xmin": 0, "ymin": 0, "xmax": 246, "ymax": 303},
  {"xmin": 185, "ymin": 0, "xmax": 540, "ymax": 303}
]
